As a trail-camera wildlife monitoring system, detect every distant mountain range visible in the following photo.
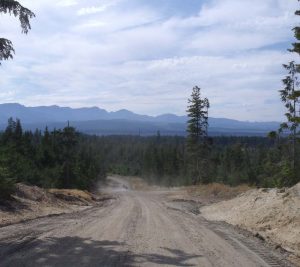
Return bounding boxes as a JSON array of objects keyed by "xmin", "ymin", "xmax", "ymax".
[{"xmin": 0, "ymin": 103, "xmax": 280, "ymax": 136}]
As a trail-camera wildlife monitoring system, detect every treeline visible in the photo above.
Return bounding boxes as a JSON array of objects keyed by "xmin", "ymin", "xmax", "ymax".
[
  {"xmin": 0, "ymin": 118, "xmax": 106, "ymax": 199},
  {"xmin": 1, "ymin": 119, "xmax": 299, "ymax": 200},
  {"xmin": 83, "ymin": 134, "xmax": 299, "ymax": 188}
]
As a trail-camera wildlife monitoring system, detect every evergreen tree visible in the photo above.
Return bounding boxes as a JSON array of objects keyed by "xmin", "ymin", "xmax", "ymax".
[
  {"xmin": 60, "ymin": 125, "xmax": 78, "ymax": 188},
  {"xmin": 278, "ymin": 2, "xmax": 300, "ymax": 184},
  {"xmin": 15, "ymin": 118, "xmax": 22, "ymax": 146},
  {"xmin": 0, "ymin": 0, "xmax": 35, "ymax": 63},
  {"xmin": 279, "ymin": 62, "xmax": 300, "ymax": 158},
  {"xmin": 290, "ymin": 1, "xmax": 300, "ymax": 55},
  {"xmin": 187, "ymin": 86, "xmax": 209, "ymax": 144},
  {"xmin": 186, "ymin": 86, "xmax": 210, "ymax": 184}
]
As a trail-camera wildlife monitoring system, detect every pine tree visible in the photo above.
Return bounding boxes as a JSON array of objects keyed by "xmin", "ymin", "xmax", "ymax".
[
  {"xmin": 0, "ymin": 0, "xmax": 35, "ymax": 64},
  {"xmin": 290, "ymin": 1, "xmax": 300, "ymax": 55},
  {"xmin": 279, "ymin": 62, "xmax": 300, "ymax": 184},
  {"xmin": 186, "ymin": 86, "xmax": 210, "ymax": 184},
  {"xmin": 278, "ymin": 2, "xmax": 300, "ymax": 184}
]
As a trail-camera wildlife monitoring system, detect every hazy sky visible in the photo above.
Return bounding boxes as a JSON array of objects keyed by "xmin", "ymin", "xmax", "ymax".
[{"xmin": 0, "ymin": 0, "xmax": 298, "ymax": 121}]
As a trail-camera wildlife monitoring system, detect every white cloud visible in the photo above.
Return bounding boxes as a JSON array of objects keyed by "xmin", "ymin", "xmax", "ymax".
[
  {"xmin": 0, "ymin": 0, "xmax": 298, "ymax": 121},
  {"xmin": 77, "ymin": 4, "xmax": 114, "ymax": 16}
]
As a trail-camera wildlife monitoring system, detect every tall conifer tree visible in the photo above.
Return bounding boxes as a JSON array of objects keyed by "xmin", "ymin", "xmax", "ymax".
[
  {"xmin": 186, "ymin": 86, "xmax": 210, "ymax": 184},
  {"xmin": 279, "ymin": 1, "xmax": 300, "ymax": 184}
]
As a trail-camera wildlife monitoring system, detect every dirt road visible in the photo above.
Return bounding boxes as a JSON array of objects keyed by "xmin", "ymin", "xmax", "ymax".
[{"xmin": 0, "ymin": 177, "xmax": 294, "ymax": 267}]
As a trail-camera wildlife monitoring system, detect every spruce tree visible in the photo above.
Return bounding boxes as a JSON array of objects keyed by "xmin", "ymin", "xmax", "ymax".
[
  {"xmin": 186, "ymin": 86, "xmax": 210, "ymax": 184},
  {"xmin": 60, "ymin": 125, "xmax": 78, "ymax": 188}
]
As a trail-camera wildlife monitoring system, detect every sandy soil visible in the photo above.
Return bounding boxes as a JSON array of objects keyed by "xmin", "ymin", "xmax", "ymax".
[
  {"xmin": 0, "ymin": 177, "xmax": 294, "ymax": 267},
  {"xmin": 201, "ymin": 183, "xmax": 300, "ymax": 266},
  {"xmin": 0, "ymin": 183, "xmax": 104, "ymax": 227}
]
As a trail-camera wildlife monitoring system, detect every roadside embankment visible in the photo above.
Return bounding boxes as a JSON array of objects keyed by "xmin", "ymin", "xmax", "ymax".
[
  {"xmin": 0, "ymin": 183, "xmax": 109, "ymax": 227},
  {"xmin": 201, "ymin": 183, "xmax": 300, "ymax": 265}
]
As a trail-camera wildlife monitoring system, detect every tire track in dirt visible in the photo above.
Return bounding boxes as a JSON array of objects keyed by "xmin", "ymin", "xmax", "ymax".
[{"xmin": 0, "ymin": 186, "xmax": 295, "ymax": 267}]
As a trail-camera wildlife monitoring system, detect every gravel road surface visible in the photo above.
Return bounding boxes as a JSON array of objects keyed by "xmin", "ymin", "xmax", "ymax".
[{"xmin": 0, "ymin": 177, "xmax": 293, "ymax": 267}]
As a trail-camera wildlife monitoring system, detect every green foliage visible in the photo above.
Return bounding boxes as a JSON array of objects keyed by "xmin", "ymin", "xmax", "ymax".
[
  {"xmin": 186, "ymin": 86, "xmax": 211, "ymax": 184},
  {"xmin": 85, "ymin": 135, "xmax": 296, "ymax": 188},
  {"xmin": 0, "ymin": 148, "xmax": 15, "ymax": 200},
  {"xmin": 0, "ymin": 118, "xmax": 106, "ymax": 194},
  {"xmin": 186, "ymin": 86, "xmax": 209, "ymax": 147},
  {"xmin": 278, "ymin": 2, "xmax": 300, "ymax": 184},
  {"xmin": 0, "ymin": 118, "xmax": 297, "ymax": 192},
  {"xmin": 290, "ymin": 1, "xmax": 300, "ymax": 54},
  {"xmin": 279, "ymin": 62, "xmax": 300, "ymax": 137},
  {"xmin": 0, "ymin": 0, "xmax": 35, "ymax": 63},
  {"xmin": 0, "ymin": 176, "xmax": 15, "ymax": 201},
  {"xmin": 0, "ymin": 38, "xmax": 14, "ymax": 62}
]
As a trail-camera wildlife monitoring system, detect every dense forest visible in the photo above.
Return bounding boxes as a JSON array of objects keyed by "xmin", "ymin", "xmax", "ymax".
[
  {"xmin": 95, "ymin": 134, "xmax": 298, "ymax": 188},
  {"xmin": 0, "ymin": 117, "xmax": 298, "ymax": 200},
  {"xmin": 0, "ymin": 118, "xmax": 106, "ymax": 199}
]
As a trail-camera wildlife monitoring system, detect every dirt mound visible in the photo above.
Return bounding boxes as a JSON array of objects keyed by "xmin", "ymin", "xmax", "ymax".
[
  {"xmin": 48, "ymin": 189, "xmax": 95, "ymax": 205},
  {"xmin": 15, "ymin": 183, "xmax": 55, "ymax": 203},
  {"xmin": 201, "ymin": 183, "xmax": 300, "ymax": 264},
  {"xmin": 0, "ymin": 184, "xmax": 99, "ymax": 227},
  {"xmin": 187, "ymin": 183, "xmax": 251, "ymax": 200}
]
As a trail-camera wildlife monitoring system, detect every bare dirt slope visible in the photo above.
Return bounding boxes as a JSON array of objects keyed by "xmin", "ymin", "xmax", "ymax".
[
  {"xmin": 0, "ymin": 177, "xmax": 295, "ymax": 267},
  {"xmin": 0, "ymin": 183, "xmax": 106, "ymax": 227},
  {"xmin": 201, "ymin": 183, "xmax": 300, "ymax": 266}
]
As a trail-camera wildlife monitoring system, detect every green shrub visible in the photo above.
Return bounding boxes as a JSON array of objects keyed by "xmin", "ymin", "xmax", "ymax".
[{"xmin": 0, "ymin": 176, "xmax": 15, "ymax": 201}]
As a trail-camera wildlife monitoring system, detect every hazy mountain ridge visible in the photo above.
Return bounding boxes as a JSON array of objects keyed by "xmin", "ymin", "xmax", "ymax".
[
  {"xmin": 0, "ymin": 103, "xmax": 280, "ymax": 136},
  {"xmin": 0, "ymin": 103, "xmax": 183, "ymax": 123}
]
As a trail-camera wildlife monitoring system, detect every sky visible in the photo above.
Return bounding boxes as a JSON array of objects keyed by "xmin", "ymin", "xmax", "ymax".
[{"xmin": 0, "ymin": 0, "xmax": 299, "ymax": 121}]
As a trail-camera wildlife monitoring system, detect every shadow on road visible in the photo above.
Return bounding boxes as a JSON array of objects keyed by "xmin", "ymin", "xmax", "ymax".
[
  {"xmin": 136, "ymin": 247, "xmax": 203, "ymax": 266},
  {"xmin": 0, "ymin": 236, "xmax": 202, "ymax": 267}
]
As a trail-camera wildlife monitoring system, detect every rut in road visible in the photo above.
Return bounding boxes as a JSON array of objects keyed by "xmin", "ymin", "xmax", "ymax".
[{"xmin": 0, "ymin": 182, "xmax": 294, "ymax": 267}]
